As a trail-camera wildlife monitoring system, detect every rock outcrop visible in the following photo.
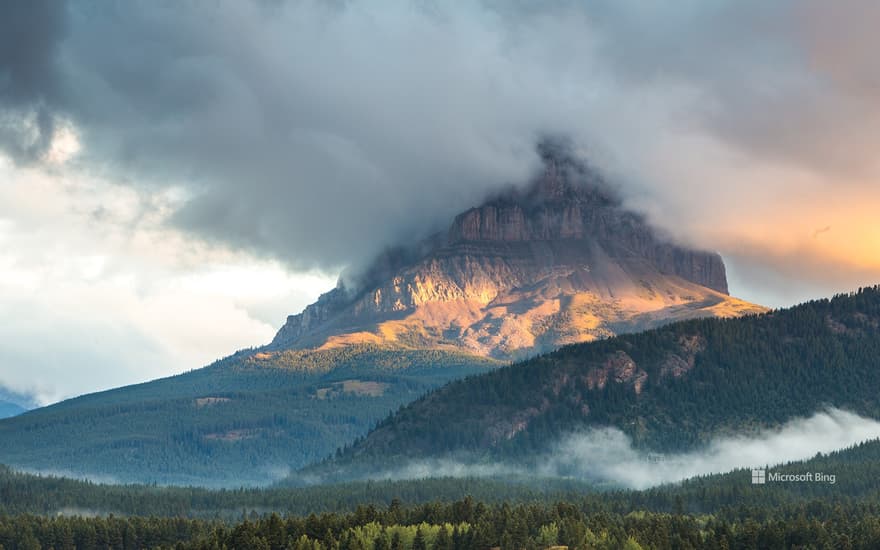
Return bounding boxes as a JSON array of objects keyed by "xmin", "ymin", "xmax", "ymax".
[{"xmin": 271, "ymin": 145, "xmax": 764, "ymax": 359}]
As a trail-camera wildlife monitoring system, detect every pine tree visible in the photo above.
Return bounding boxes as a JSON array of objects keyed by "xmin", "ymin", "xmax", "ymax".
[
  {"xmin": 433, "ymin": 526, "xmax": 451, "ymax": 550},
  {"xmin": 412, "ymin": 528, "xmax": 427, "ymax": 550}
]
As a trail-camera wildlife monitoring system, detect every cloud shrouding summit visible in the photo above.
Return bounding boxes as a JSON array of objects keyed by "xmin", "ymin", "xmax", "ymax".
[{"xmin": 1, "ymin": 0, "xmax": 878, "ymax": 296}]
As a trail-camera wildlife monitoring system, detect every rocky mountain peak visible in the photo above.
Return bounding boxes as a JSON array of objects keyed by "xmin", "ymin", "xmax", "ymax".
[{"xmin": 270, "ymin": 145, "xmax": 764, "ymax": 358}]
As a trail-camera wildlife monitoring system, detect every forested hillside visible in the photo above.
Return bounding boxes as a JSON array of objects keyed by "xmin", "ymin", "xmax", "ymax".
[
  {"xmin": 334, "ymin": 286, "xmax": 880, "ymax": 470},
  {"xmin": 6, "ymin": 499, "xmax": 880, "ymax": 550},
  {"xmin": 0, "ymin": 346, "xmax": 498, "ymax": 486},
  {"xmin": 3, "ymin": 437, "xmax": 880, "ymax": 519},
  {"xmin": 5, "ymin": 438, "xmax": 880, "ymax": 548}
]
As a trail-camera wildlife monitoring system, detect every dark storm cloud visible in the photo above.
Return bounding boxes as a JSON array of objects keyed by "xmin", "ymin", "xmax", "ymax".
[
  {"xmin": 2, "ymin": 0, "xmax": 878, "ymax": 278},
  {"xmin": 8, "ymin": 1, "xmax": 549, "ymax": 271},
  {"xmin": 0, "ymin": 1, "xmax": 66, "ymax": 103},
  {"xmin": 0, "ymin": 0, "xmax": 67, "ymax": 161}
]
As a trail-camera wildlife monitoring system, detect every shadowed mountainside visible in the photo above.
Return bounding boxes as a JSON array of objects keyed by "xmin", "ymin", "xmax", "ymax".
[{"xmin": 313, "ymin": 287, "xmax": 880, "ymax": 480}]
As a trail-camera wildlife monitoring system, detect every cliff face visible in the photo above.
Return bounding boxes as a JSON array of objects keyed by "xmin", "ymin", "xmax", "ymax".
[
  {"xmin": 444, "ymin": 175, "xmax": 729, "ymax": 295},
  {"xmin": 271, "ymin": 148, "xmax": 763, "ymax": 359}
]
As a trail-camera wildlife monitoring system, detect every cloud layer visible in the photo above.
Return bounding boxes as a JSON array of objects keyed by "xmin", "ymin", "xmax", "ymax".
[{"xmin": 1, "ymin": 1, "xmax": 877, "ymax": 296}]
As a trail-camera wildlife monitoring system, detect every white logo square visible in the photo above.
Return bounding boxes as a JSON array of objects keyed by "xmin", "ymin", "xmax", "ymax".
[{"xmin": 751, "ymin": 468, "xmax": 766, "ymax": 485}]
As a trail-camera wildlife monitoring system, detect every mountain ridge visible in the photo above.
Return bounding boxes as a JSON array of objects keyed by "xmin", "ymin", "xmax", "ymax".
[
  {"xmin": 0, "ymin": 346, "xmax": 498, "ymax": 485},
  {"xmin": 314, "ymin": 286, "xmax": 880, "ymax": 480}
]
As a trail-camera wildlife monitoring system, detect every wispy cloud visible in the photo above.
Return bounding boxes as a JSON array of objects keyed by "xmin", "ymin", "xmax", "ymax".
[{"xmin": 545, "ymin": 408, "xmax": 880, "ymax": 489}]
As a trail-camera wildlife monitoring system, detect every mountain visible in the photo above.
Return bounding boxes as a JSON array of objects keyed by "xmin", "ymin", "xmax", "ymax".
[
  {"xmin": 271, "ymin": 144, "xmax": 764, "ymax": 360},
  {"xmin": 321, "ymin": 286, "xmax": 880, "ymax": 478},
  {"xmin": 0, "ymin": 387, "xmax": 34, "ymax": 419},
  {"xmin": 0, "ymin": 346, "xmax": 497, "ymax": 486},
  {"xmin": 0, "ymin": 144, "xmax": 762, "ymax": 486},
  {"xmin": 0, "ymin": 401, "xmax": 25, "ymax": 419}
]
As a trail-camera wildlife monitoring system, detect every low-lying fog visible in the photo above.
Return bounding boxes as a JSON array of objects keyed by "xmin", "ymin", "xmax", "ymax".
[{"xmin": 368, "ymin": 408, "xmax": 880, "ymax": 489}]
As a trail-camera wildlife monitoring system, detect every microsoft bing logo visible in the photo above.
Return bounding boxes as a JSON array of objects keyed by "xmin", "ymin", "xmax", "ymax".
[{"xmin": 751, "ymin": 468, "xmax": 766, "ymax": 484}]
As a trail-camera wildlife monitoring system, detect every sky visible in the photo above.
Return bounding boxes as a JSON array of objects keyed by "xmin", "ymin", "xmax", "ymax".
[{"xmin": 1, "ymin": 0, "xmax": 879, "ymax": 404}]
